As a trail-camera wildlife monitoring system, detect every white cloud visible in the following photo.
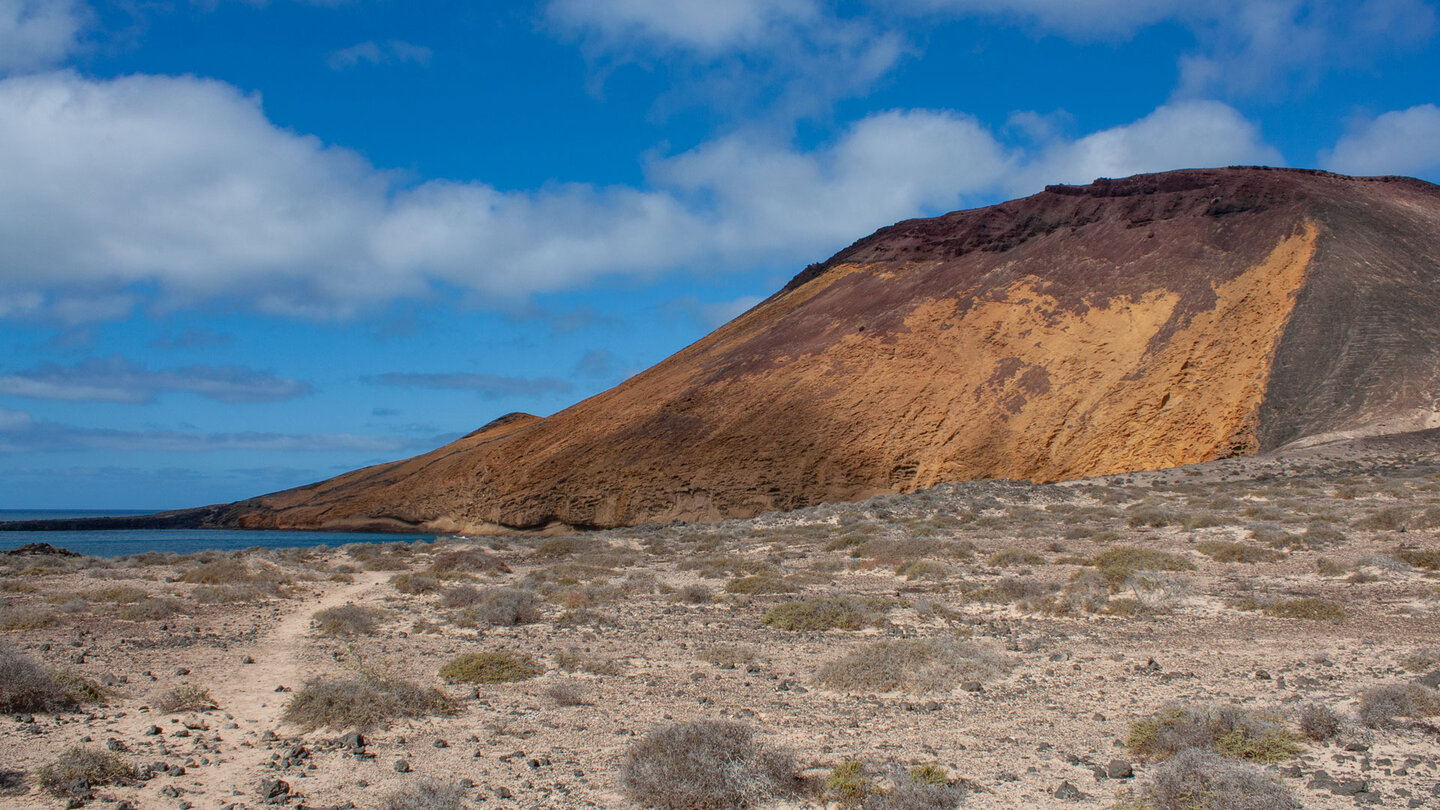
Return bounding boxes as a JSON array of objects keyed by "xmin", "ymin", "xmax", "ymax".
[
  {"xmin": 327, "ymin": 40, "xmax": 432, "ymax": 70},
  {"xmin": 1012, "ymin": 100, "xmax": 1285, "ymax": 194},
  {"xmin": 1321, "ymin": 104, "xmax": 1440, "ymax": 177},
  {"xmin": 0, "ymin": 70, "xmax": 1284, "ymax": 323},
  {"xmin": 0, "ymin": 407, "xmax": 410, "ymax": 453},
  {"xmin": 0, "ymin": 0, "xmax": 85, "ymax": 73}
]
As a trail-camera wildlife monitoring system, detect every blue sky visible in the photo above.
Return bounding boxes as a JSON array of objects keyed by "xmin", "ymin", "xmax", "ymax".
[{"xmin": 1, "ymin": 0, "xmax": 1439, "ymax": 509}]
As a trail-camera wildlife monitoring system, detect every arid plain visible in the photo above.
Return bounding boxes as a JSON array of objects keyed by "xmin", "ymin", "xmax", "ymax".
[{"xmin": 3, "ymin": 430, "xmax": 1440, "ymax": 809}]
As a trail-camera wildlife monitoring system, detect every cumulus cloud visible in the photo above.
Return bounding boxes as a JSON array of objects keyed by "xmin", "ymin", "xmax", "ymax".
[
  {"xmin": 0, "ymin": 70, "xmax": 1289, "ymax": 324},
  {"xmin": 1321, "ymin": 104, "xmax": 1440, "ymax": 177},
  {"xmin": 0, "ymin": 356, "xmax": 313, "ymax": 403},
  {"xmin": 327, "ymin": 40, "xmax": 432, "ymax": 70},
  {"xmin": 0, "ymin": 0, "xmax": 86, "ymax": 73},
  {"xmin": 1011, "ymin": 100, "xmax": 1285, "ymax": 194},
  {"xmin": 366, "ymin": 372, "xmax": 573, "ymax": 399},
  {"xmin": 0, "ymin": 407, "xmax": 407, "ymax": 453}
]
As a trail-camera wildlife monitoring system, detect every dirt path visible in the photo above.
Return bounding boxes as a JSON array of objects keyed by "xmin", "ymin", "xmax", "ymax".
[{"xmin": 185, "ymin": 572, "xmax": 389, "ymax": 805}]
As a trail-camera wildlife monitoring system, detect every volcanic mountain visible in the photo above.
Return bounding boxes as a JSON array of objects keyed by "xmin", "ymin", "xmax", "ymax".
[{"xmin": 33, "ymin": 167, "xmax": 1440, "ymax": 533}]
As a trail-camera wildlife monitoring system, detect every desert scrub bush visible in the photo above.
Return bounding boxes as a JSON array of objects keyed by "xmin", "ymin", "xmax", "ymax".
[
  {"xmin": 724, "ymin": 574, "xmax": 800, "ymax": 595},
  {"xmin": 1395, "ymin": 546, "xmax": 1440, "ymax": 570},
  {"xmin": 428, "ymin": 548, "xmax": 510, "ymax": 574},
  {"xmin": 762, "ymin": 596, "xmax": 878, "ymax": 631},
  {"xmin": 1315, "ymin": 557, "xmax": 1349, "ymax": 577},
  {"xmin": 1299, "ymin": 703, "xmax": 1341, "ymax": 741},
  {"xmin": 554, "ymin": 647, "xmax": 623, "ymax": 675},
  {"xmin": 1351, "ymin": 506, "xmax": 1411, "ymax": 531},
  {"xmin": 816, "ymin": 637, "xmax": 1009, "ymax": 694},
  {"xmin": 191, "ymin": 583, "xmax": 271, "ymax": 603},
  {"xmin": 379, "ymin": 778, "xmax": 468, "ymax": 810},
  {"xmin": 618, "ymin": 719, "xmax": 799, "ymax": 809},
  {"xmin": 824, "ymin": 760, "xmax": 871, "ymax": 806},
  {"xmin": 439, "ymin": 651, "xmax": 542, "ymax": 684},
  {"xmin": 545, "ymin": 679, "xmax": 591, "ymax": 707},
  {"xmin": 1089, "ymin": 547, "xmax": 1194, "ymax": 589},
  {"xmin": 966, "ymin": 576, "xmax": 1058, "ymax": 606},
  {"xmin": 313, "ymin": 604, "xmax": 387, "ymax": 637},
  {"xmin": 156, "ymin": 683, "xmax": 216, "ymax": 713},
  {"xmin": 1196, "ymin": 541, "xmax": 1283, "ymax": 564},
  {"xmin": 1117, "ymin": 747, "xmax": 1299, "ymax": 810},
  {"xmin": 1126, "ymin": 704, "xmax": 1302, "ymax": 763},
  {"xmin": 37, "ymin": 746, "xmax": 134, "ymax": 797},
  {"xmin": 696, "ymin": 644, "xmax": 757, "ymax": 667},
  {"xmin": 864, "ymin": 764, "xmax": 970, "ymax": 810},
  {"xmin": 0, "ymin": 644, "xmax": 102, "ymax": 712},
  {"xmin": 986, "ymin": 548, "xmax": 1044, "ymax": 568},
  {"xmin": 282, "ymin": 671, "xmax": 455, "ymax": 731},
  {"xmin": 1300, "ymin": 525, "xmax": 1346, "ymax": 548},
  {"xmin": 92, "ymin": 584, "xmax": 149, "ymax": 603},
  {"xmin": 461, "ymin": 587, "xmax": 540, "ymax": 626},
  {"xmin": 178, "ymin": 558, "xmax": 290, "ymax": 592},
  {"xmin": 675, "ymin": 584, "xmax": 713, "ymax": 604},
  {"xmin": 1127, "ymin": 503, "xmax": 1177, "ymax": 528},
  {"xmin": 1231, "ymin": 597, "xmax": 1345, "ymax": 622},
  {"xmin": 1357, "ymin": 682, "xmax": 1440, "ymax": 728},
  {"xmin": 390, "ymin": 572, "xmax": 441, "ymax": 594},
  {"xmin": 1032, "ymin": 571, "xmax": 1109, "ymax": 616},
  {"xmin": 1400, "ymin": 648, "xmax": 1440, "ymax": 673},
  {"xmin": 0, "ymin": 604, "xmax": 60, "ymax": 630}
]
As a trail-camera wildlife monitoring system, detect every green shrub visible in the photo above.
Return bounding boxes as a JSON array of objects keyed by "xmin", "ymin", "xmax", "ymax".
[
  {"xmin": 618, "ymin": 720, "xmax": 798, "ymax": 809},
  {"xmin": 824, "ymin": 760, "xmax": 870, "ymax": 806},
  {"xmin": 1126, "ymin": 704, "xmax": 1302, "ymax": 763},
  {"xmin": 762, "ymin": 597, "xmax": 875, "ymax": 631},
  {"xmin": 281, "ymin": 672, "xmax": 455, "ymax": 731},
  {"xmin": 816, "ymin": 637, "xmax": 1008, "ymax": 694},
  {"xmin": 37, "ymin": 746, "xmax": 134, "ymax": 797},
  {"xmin": 724, "ymin": 574, "xmax": 799, "ymax": 595},
  {"xmin": 439, "ymin": 651, "xmax": 542, "ymax": 684},
  {"xmin": 987, "ymin": 549, "xmax": 1044, "ymax": 567},
  {"xmin": 1250, "ymin": 598, "xmax": 1345, "ymax": 622},
  {"xmin": 1089, "ymin": 547, "xmax": 1194, "ymax": 588}
]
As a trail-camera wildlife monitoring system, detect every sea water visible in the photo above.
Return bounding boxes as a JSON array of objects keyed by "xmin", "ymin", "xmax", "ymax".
[{"xmin": 0, "ymin": 510, "xmax": 438, "ymax": 558}]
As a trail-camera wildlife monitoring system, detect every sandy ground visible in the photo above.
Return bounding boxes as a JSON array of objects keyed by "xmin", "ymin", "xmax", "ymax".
[{"xmin": 2, "ymin": 439, "xmax": 1440, "ymax": 809}]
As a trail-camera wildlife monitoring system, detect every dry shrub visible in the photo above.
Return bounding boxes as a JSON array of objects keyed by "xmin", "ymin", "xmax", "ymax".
[
  {"xmin": 1358, "ymin": 682, "xmax": 1440, "ymax": 728},
  {"xmin": 390, "ymin": 572, "xmax": 441, "ymax": 594},
  {"xmin": 429, "ymin": 548, "xmax": 510, "ymax": 574},
  {"xmin": 1399, "ymin": 648, "xmax": 1440, "ymax": 673},
  {"xmin": 554, "ymin": 647, "xmax": 622, "ymax": 675},
  {"xmin": 1126, "ymin": 704, "xmax": 1301, "ymax": 763},
  {"xmin": 439, "ymin": 584, "xmax": 483, "ymax": 608},
  {"xmin": 816, "ymin": 637, "xmax": 1008, "ymax": 694},
  {"xmin": 895, "ymin": 560, "xmax": 952, "ymax": 581},
  {"xmin": 156, "ymin": 683, "xmax": 216, "ymax": 713},
  {"xmin": 618, "ymin": 720, "xmax": 799, "ymax": 809},
  {"xmin": 313, "ymin": 604, "xmax": 387, "ymax": 637},
  {"xmin": 191, "ymin": 584, "xmax": 271, "ymax": 603},
  {"xmin": 1089, "ymin": 547, "xmax": 1194, "ymax": 589},
  {"xmin": 1259, "ymin": 598, "xmax": 1345, "ymax": 622},
  {"xmin": 282, "ymin": 672, "xmax": 455, "ymax": 731},
  {"xmin": 1298, "ymin": 703, "xmax": 1341, "ymax": 741},
  {"xmin": 1396, "ymin": 547, "xmax": 1440, "ymax": 570},
  {"xmin": 762, "ymin": 597, "xmax": 876, "ymax": 631},
  {"xmin": 0, "ymin": 604, "xmax": 60, "ymax": 630},
  {"xmin": 676, "ymin": 584, "xmax": 712, "ymax": 604},
  {"xmin": 118, "ymin": 597, "xmax": 183, "ymax": 621},
  {"xmin": 178, "ymin": 558, "xmax": 290, "ymax": 593},
  {"xmin": 93, "ymin": 585, "xmax": 149, "ymax": 603},
  {"xmin": 724, "ymin": 574, "xmax": 799, "ymax": 595},
  {"xmin": 37, "ymin": 746, "xmax": 134, "ymax": 797},
  {"xmin": 966, "ymin": 576, "xmax": 1057, "ymax": 605},
  {"xmin": 379, "ymin": 778, "xmax": 468, "ymax": 810},
  {"xmin": 545, "ymin": 680, "xmax": 591, "ymax": 707},
  {"xmin": 1126, "ymin": 747, "xmax": 1300, "ymax": 810},
  {"xmin": 0, "ymin": 644, "xmax": 101, "ymax": 712},
  {"xmin": 439, "ymin": 651, "xmax": 542, "ymax": 684},
  {"xmin": 470, "ymin": 587, "xmax": 540, "ymax": 626},
  {"xmin": 864, "ymin": 765, "xmax": 970, "ymax": 810}
]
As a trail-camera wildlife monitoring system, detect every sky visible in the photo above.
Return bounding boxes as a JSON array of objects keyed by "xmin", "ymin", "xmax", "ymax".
[{"xmin": 1, "ymin": 0, "xmax": 1439, "ymax": 509}]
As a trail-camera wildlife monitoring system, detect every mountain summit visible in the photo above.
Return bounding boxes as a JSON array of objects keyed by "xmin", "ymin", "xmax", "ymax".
[{"xmin": 184, "ymin": 168, "xmax": 1440, "ymax": 531}]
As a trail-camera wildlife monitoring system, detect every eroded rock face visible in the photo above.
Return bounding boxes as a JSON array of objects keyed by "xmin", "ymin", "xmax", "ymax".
[{"xmin": 206, "ymin": 167, "xmax": 1440, "ymax": 530}]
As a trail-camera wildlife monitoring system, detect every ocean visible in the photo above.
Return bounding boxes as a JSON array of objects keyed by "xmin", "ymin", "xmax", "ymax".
[{"xmin": 0, "ymin": 510, "xmax": 439, "ymax": 558}]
